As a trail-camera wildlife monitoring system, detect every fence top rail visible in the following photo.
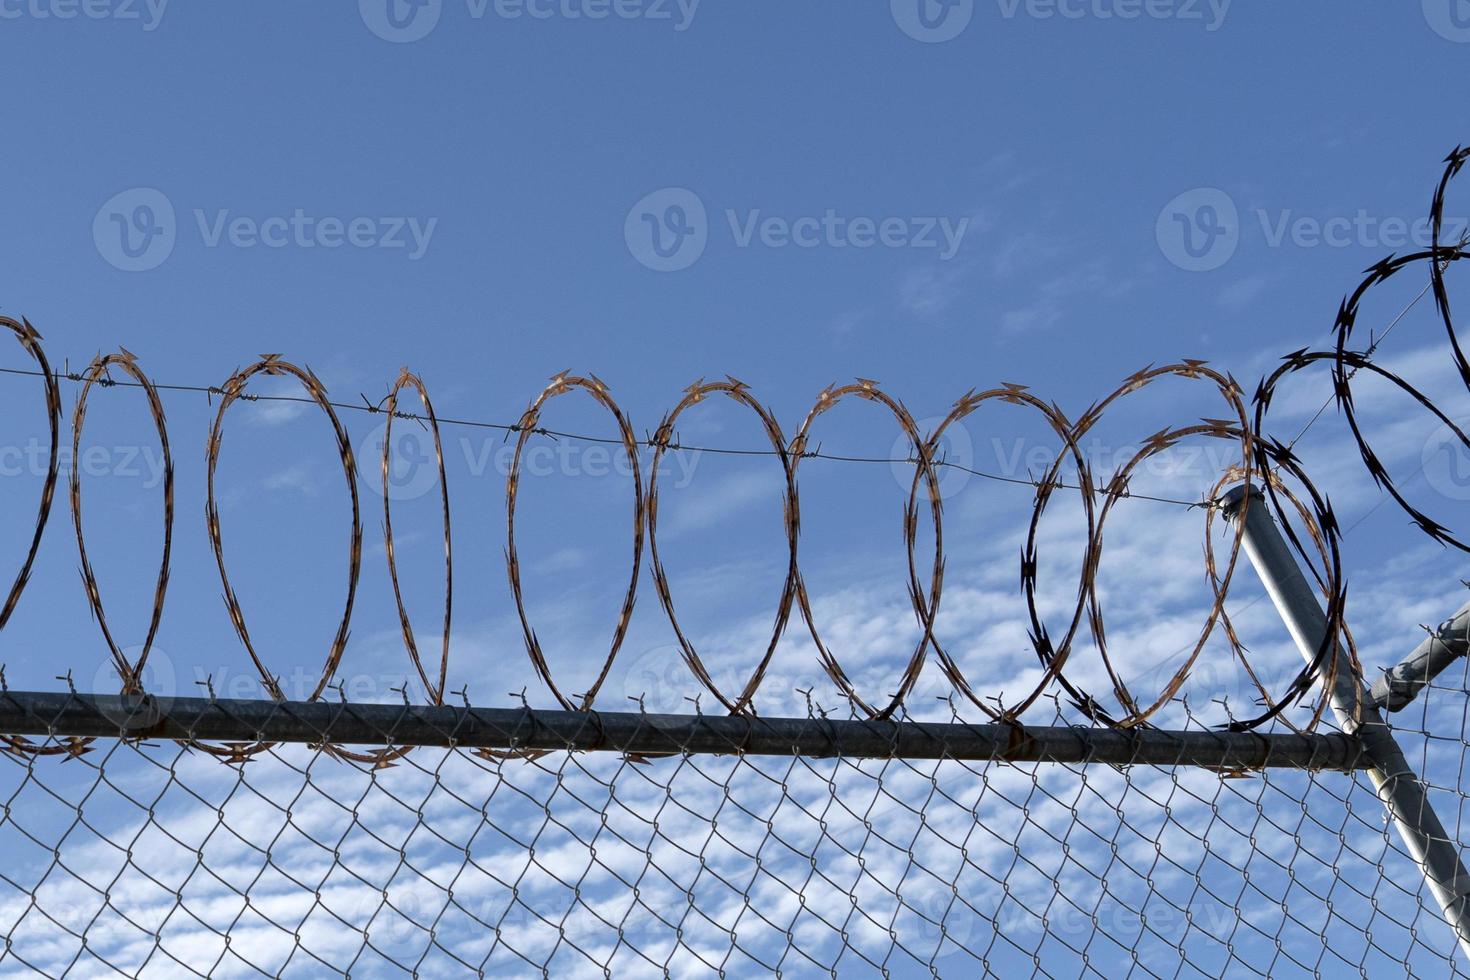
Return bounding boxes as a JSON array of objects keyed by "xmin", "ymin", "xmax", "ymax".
[{"xmin": 0, "ymin": 689, "xmax": 1368, "ymax": 770}]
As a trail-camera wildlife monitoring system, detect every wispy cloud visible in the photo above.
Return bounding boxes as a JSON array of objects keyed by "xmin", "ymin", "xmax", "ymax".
[
  {"xmin": 897, "ymin": 262, "xmax": 976, "ymax": 317},
  {"xmin": 997, "ymin": 258, "xmax": 1137, "ymax": 338},
  {"xmin": 534, "ymin": 546, "xmax": 589, "ymax": 574},
  {"xmin": 662, "ymin": 468, "xmax": 783, "ymax": 536},
  {"xmin": 262, "ymin": 462, "xmax": 318, "ymax": 495},
  {"xmin": 990, "ymin": 229, "xmax": 1069, "ymax": 280},
  {"xmin": 1217, "ymin": 272, "xmax": 1272, "ymax": 310}
]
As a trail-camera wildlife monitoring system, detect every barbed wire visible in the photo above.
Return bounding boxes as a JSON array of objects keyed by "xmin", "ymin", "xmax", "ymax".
[
  {"xmin": 0, "ymin": 146, "xmax": 1466, "ymax": 761},
  {"xmin": 381, "ymin": 368, "xmax": 452, "ymax": 709},
  {"xmin": 0, "ymin": 362, "xmax": 1205, "ymax": 509},
  {"xmin": 647, "ymin": 378, "xmax": 799, "ymax": 716},
  {"xmin": 203, "ymin": 354, "xmax": 362, "ymax": 764}
]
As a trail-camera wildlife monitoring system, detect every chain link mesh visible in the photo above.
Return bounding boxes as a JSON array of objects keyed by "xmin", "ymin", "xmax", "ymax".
[{"xmin": 0, "ymin": 689, "xmax": 1466, "ymax": 979}]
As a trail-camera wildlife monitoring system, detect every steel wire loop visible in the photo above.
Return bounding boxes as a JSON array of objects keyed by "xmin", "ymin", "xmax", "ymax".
[
  {"xmin": 646, "ymin": 377, "xmax": 798, "ymax": 715},
  {"xmin": 506, "ymin": 372, "xmax": 644, "ymax": 712},
  {"xmin": 788, "ymin": 379, "xmax": 943, "ymax": 720},
  {"xmin": 204, "ymin": 355, "xmax": 363, "ymax": 762}
]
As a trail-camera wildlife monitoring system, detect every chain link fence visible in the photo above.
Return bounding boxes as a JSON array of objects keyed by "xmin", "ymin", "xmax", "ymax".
[{"xmin": 0, "ymin": 679, "xmax": 1465, "ymax": 978}]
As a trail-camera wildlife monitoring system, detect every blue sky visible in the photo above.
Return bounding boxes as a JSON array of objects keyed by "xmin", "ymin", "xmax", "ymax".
[
  {"xmin": 0, "ymin": 0, "xmax": 1463, "ymax": 710},
  {"xmin": 3, "ymin": 1, "xmax": 1470, "ymax": 976}
]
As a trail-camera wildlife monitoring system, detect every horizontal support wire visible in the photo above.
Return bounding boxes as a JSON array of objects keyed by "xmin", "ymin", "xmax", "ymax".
[{"xmin": 0, "ymin": 689, "xmax": 1368, "ymax": 770}]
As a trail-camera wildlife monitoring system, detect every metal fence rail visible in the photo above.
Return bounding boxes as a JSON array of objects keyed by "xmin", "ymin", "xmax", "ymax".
[{"xmin": 0, "ymin": 690, "xmax": 1368, "ymax": 770}]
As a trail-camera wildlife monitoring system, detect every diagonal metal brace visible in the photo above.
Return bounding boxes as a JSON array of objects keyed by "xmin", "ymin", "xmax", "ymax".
[
  {"xmin": 1222, "ymin": 485, "xmax": 1470, "ymax": 963},
  {"xmin": 1370, "ymin": 601, "xmax": 1470, "ymax": 711}
]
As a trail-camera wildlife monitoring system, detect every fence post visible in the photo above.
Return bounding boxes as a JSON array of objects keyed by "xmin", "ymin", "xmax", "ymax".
[{"xmin": 1222, "ymin": 485, "xmax": 1470, "ymax": 961}]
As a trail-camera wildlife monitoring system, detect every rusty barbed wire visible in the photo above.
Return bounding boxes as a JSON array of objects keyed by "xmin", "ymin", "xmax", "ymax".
[
  {"xmin": 324, "ymin": 367, "xmax": 458, "ymax": 771},
  {"xmin": 0, "ymin": 337, "xmax": 1414, "ymax": 752},
  {"xmin": 204, "ymin": 355, "xmax": 363, "ymax": 763},
  {"xmin": 1076, "ymin": 361, "xmax": 1254, "ymax": 729},
  {"xmin": 789, "ymin": 378, "xmax": 944, "ymax": 721},
  {"xmin": 70, "ymin": 349, "xmax": 174, "ymax": 697},
  {"xmin": 0, "ymin": 317, "xmax": 60, "ymax": 634},
  {"xmin": 0, "ymin": 317, "xmax": 64, "ymax": 759},
  {"xmin": 382, "ymin": 368, "xmax": 453, "ymax": 707},
  {"xmin": 647, "ymin": 377, "xmax": 798, "ymax": 715},
  {"xmin": 0, "ymin": 147, "xmax": 1467, "ymax": 759},
  {"xmin": 915, "ymin": 382, "xmax": 1093, "ymax": 725},
  {"xmin": 0, "ymin": 345, "xmax": 1382, "ymax": 750},
  {"xmin": 19, "ymin": 350, "xmax": 183, "ymax": 763},
  {"xmin": 507, "ymin": 371, "xmax": 644, "ymax": 713}
]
